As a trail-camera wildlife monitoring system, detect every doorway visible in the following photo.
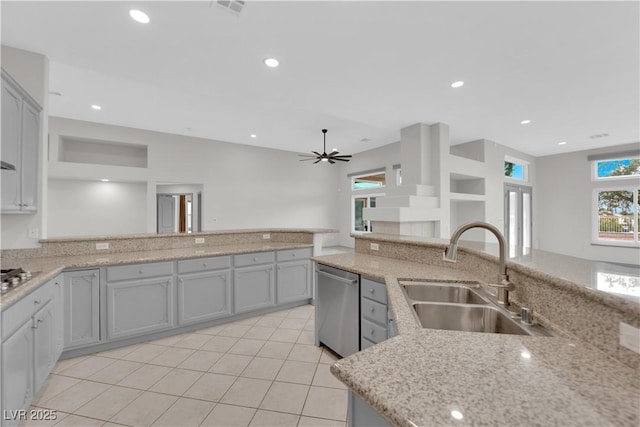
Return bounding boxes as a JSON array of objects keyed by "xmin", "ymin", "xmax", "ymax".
[
  {"xmin": 504, "ymin": 184, "xmax": 532, "ymax": 256},
  {"xmin": 157, "ymin": 193, "xmax": 193, "ymax": 234}
]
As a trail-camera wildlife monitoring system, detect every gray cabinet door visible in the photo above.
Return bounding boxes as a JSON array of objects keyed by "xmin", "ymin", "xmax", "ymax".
[
  {"xmin": 1, "ymin": 78, "xmax": 22, "ymax": 212},
  {"xmin": 19, "ymin": 101, "xmax": 39, "ymax": 212},
  {"xmin": 1, "ymin": 71, "xmax": 40, "ymax": 214},
  {"xmin": 64, "ymin": 270, "xmax": 100, "ymax": 349},
  {"xmin": 178, "ymin": 270, "xmax": 232, "ymax": 325},
  {"xmin": 276, "ymin": 260, "xmax": 311, "ymax": 304},
  {"xmin": 107, "ymin": 276, "xmax": 175, "ymax": 340},
  {"xmin": 1, "ymin": 320, "xmax": 34, "ymax": 422},
  {"xmin": 33, "ymin": 300, "xmax": 56, "ymax": 391},
  {"xmin": 234, "ymin": 265, "xmax": 275, "ymax": 313},
  {"xmin": 52, "ymin": 277, "xmax": 64, "ymax": 361}
]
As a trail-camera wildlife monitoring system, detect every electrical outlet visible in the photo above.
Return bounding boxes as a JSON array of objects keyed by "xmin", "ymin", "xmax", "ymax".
[
  {"xmin": 370, "ymin": 243, "xmax": 380, "ymax": 251},
  {"xmin": 96, "ymin": 242, "xmax": 109, "ymax": 250},
  {"xmin": 195, "ymin": 237, "xmax": 205, "ymax": 244},
  {"xmin": 263, "ymin": 234, "xmax": 271, "ymax": 240},
  {"xmin": 620, "ymin": 322, "xmax": 640, "ymax": 354}
]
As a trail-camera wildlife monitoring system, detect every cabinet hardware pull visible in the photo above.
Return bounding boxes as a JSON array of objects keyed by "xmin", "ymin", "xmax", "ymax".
[
  {"xmin": 34, "ymin": 299, "xmax": 41, "ymax": 304},
  {"xmin": 139, "ymin": 270, "xmax": 144, "ymax": 274},
  {"xmin": 370, "ymin": 329, "xmax": 374, "ymax": 335},
  {"xmin": 253, "ymin": 257, "xmax": 258, "ymax": 261},
  {"xmin": 370, "ymin": 307, "xmax": 374, "ymax": 313}
]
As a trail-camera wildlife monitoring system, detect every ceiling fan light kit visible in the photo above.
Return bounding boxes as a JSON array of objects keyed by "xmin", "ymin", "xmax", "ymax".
[{"xmin": 299, "ymin": 129, "xmax": 352, "ymax": 164}]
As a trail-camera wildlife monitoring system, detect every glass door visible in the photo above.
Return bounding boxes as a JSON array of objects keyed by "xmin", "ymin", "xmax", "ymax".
[{"xmin": 504, "ymin": 184, "xmax": 532, "ymax": 256}]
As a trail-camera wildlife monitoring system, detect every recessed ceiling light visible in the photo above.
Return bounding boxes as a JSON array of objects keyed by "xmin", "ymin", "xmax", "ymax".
[
  {"xmin": 101, "ymin": 178, "xmax": 109, "ymax": 182},
  {"xmin": 264, "ymin": 58, "xmax": 279, "ymax": 68},
  {"xmin": 250, "ymin": 134, "xmax": 257, "ymax": 138},
  {"xmin": 520, "ymin": 119, "xmax": 531, "ymax": 125},
  {"xmin": 558, "ymin": 141, "xmax": 567, "ymax": 145},
  {"xmin": 129, "ymin": 9, "xmax": 150, "ymax": 24},
  {"xmin": 91, "ymin": 104, "xmax": 102, "ymax": 110},
  {"xmin": 450, "ymin": 81, "xmax": 464, "ymax": 88}
]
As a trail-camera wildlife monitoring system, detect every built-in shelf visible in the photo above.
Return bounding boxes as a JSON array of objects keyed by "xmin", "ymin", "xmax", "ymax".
[
  {"xmin": 59, "ymin": 137, "xmax": 148, "ymax": 168},
  {"xmin": 450, "ymin": 173, "xmax": 485, "ymax": 196}
]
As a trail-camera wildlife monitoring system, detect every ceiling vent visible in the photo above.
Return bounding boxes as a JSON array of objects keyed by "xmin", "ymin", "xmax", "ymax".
[{"xmin": 215, "ymin": 0, "xmax": 245, "ymax": 15}]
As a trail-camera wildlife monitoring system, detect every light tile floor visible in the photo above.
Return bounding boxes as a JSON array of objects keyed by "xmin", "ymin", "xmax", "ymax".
[{"xmin": 22, "ymin": 305, "xmax": 348, "ymax": 427}]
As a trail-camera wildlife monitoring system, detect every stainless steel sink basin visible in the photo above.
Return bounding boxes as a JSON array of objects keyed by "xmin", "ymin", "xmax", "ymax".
[
  {"xmin": 412, "ymin": 302, "xmax": 530, "ymax": 335},
  {"xmin": 401, "ymin": 282, "xmax": 488, "ymax": 304}
]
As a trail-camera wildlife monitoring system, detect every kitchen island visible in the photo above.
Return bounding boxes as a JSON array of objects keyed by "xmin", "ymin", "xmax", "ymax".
[{"xmin": 312, "ymin": 234, "xmax": 639, "ymax": 426}]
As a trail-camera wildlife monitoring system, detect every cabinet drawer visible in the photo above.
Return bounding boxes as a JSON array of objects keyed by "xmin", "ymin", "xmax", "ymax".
[
  {"xmin": 360, "ymin": 297, "xmax": 387, "ymax": 326},
  {"xmin": 361, "ymin": 318, "xmax": 388, "ymax": 344},
  {"xmin": 276, "ymin": 247, "xmax": 312, "ymax": 262},
  {"xmin": 234, "ymin": 251, "xmax": 275, "ymax": 267},
  {"xmin": 2, "ymin": 281, "xmax": 54, "ymax": 341},
  {"xmin": 106, "ymin": 261, "xmax": 174, "ymax": 282},
  {"xmin": 178, "ymin": 256, "xmax": 230, "ymax": 274},
  {"xmin": 360, "ymin": 277, "xmax": 387, "ymax": 305}
]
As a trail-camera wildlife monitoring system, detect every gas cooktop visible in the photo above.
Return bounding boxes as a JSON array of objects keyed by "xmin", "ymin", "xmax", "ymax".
[{"xmin": 1, "ymin": 268, "xmax": 35, "ymax": 294}]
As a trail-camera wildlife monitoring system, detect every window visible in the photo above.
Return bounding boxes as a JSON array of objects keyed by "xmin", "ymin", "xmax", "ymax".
[
  {"xmin": 354, "ymin": 196, "xmax": 377, "ymax": 232},
  {"xmin": 594, "ymin": 188, "xmax": 639, "ymax": 245},
  {"xmin": 352, "ymin": 172, "xmax": 385, "ymax": 190},
  {"xmin": 350, "ymin": 170, "xmax": 385, "ymax": 232},
  {"xmin": 591, "ymin": 155, "xmax": 640, "ymax": 246},
  {"xmin": 595, "ymin": 158, "xmax": 640, "ymax": 179},
  {"xmin": 504, "ymin": 156, "xmax": 529, "ymax": 181}
]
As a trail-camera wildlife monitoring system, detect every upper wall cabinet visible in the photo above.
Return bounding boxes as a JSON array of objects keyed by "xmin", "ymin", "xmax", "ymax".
[{"xmin": 1, "ymin": 69, "xmax": 41, "ymax": 214}]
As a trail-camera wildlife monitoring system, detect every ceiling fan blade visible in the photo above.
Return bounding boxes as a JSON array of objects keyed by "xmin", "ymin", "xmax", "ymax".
[
  {"xmin": 313, "ymin": 159, "xmax": 321, "ymax": 164},
  {"xmin": 329, "ymin": 150, "xmax": 339, "ymax": 155},
  {"xmin": 331, "ymin": 154, "xmax": 352, "ymax": 159},
  {"xmin": 312, "ymin": 151, "xmax": 322, "ymax": 156},
  {"xmin": 299, "ymin": 158, "xmax": 318, "ymax": 161},
  {"xmin": 332, "ymin": 157, "xmax": 351, "ymax": 162},
  {"xmin": 298, "ymin": 154, "xmax": 317, "ymax": 157},
  {"xmin": 328, "ymin": 159, "xmax": 335, "ymax": 164}
]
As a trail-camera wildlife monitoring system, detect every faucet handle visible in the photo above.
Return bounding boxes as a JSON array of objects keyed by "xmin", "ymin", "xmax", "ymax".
[{"xmin": 488, "ymin": 279, "xmax": 515, "ymax": 291}]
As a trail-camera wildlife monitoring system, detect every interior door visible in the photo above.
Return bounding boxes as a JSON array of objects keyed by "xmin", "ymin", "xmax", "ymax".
[{"xmin": 157, "ymin": 194, "xmax": 176, "ymax": 234}]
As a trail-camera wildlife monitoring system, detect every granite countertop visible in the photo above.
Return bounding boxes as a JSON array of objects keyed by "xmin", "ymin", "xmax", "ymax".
[
  {"xmin": 0, "ymin": 241, "xmax": 313, "ymax": 310},
  {"xmin": 312, "ymin": 251, "xmax": 640, "ymax": 427}
]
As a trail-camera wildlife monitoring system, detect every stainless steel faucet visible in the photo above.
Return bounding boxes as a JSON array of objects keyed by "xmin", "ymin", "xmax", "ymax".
[{"xmin": 443, "ymin": 221, "xmax": 515, "ymax": 306}]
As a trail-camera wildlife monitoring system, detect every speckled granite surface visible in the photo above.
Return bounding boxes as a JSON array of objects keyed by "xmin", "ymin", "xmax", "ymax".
[
  {"xmin": 1, "ymin": 241, "xmax": 313, "ymax": 310},
  {"xmin": 313, "ymin": 235, "xmax": 640, "ymax": 427},
  {"xmin": 331, "ymin": 330, "xmax": 639, "ymax": 427}
]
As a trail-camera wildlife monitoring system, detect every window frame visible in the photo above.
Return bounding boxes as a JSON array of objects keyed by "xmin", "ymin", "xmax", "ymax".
[
  {"xmin": 592, "ymin": 186, "xmax": 639, "ymax": 247},
  {"xmin": 504, "ymin": 155, "xmax": 529, "ymax": 183},
  {"xmin": 592, "ymin": 157, "xmax": 640, "ymax": 181}
]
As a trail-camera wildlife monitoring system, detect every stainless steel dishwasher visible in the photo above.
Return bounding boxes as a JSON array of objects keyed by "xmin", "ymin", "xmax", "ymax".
[{"xmin": 316, "ymin": 264, "xmax": 360, "ymax": 357}]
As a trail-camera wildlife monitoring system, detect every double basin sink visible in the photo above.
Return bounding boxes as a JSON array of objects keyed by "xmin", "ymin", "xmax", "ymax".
[{"xmin": 400, "ymin": 281, "xmax": 550, "ymax": 336}]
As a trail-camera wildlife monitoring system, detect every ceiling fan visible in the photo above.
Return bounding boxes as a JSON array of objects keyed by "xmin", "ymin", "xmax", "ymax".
[{"xmin": 299, "ymin": 129, "xmax": 352, "ymax": 164}]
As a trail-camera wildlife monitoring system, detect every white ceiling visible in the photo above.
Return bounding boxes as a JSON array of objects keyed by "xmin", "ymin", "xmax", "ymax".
[{"xmin": 2, "ymin": 1, "xmax": 638, "ymax": 157}]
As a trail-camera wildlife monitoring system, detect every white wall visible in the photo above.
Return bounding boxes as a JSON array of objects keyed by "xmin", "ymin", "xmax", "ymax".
[
  {"xmin": 46, "ymin": 117, "xmax": 341, "ymax": 240},
  {"xmin": 1, "ymin": 46, "xmax": 49, "ymax": 249},
  {"xmin": 48, "ymin": 180, "xmax": 147, "ymax": 237},
  {"xmin": 536, "ymin": 142, "xmax": 639, "ymax": 264}
]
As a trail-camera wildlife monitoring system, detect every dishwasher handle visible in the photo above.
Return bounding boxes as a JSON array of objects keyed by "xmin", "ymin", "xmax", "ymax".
[{"xmin": 317, "ymin": 270, "xmax": 358, "ymax": 285}]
